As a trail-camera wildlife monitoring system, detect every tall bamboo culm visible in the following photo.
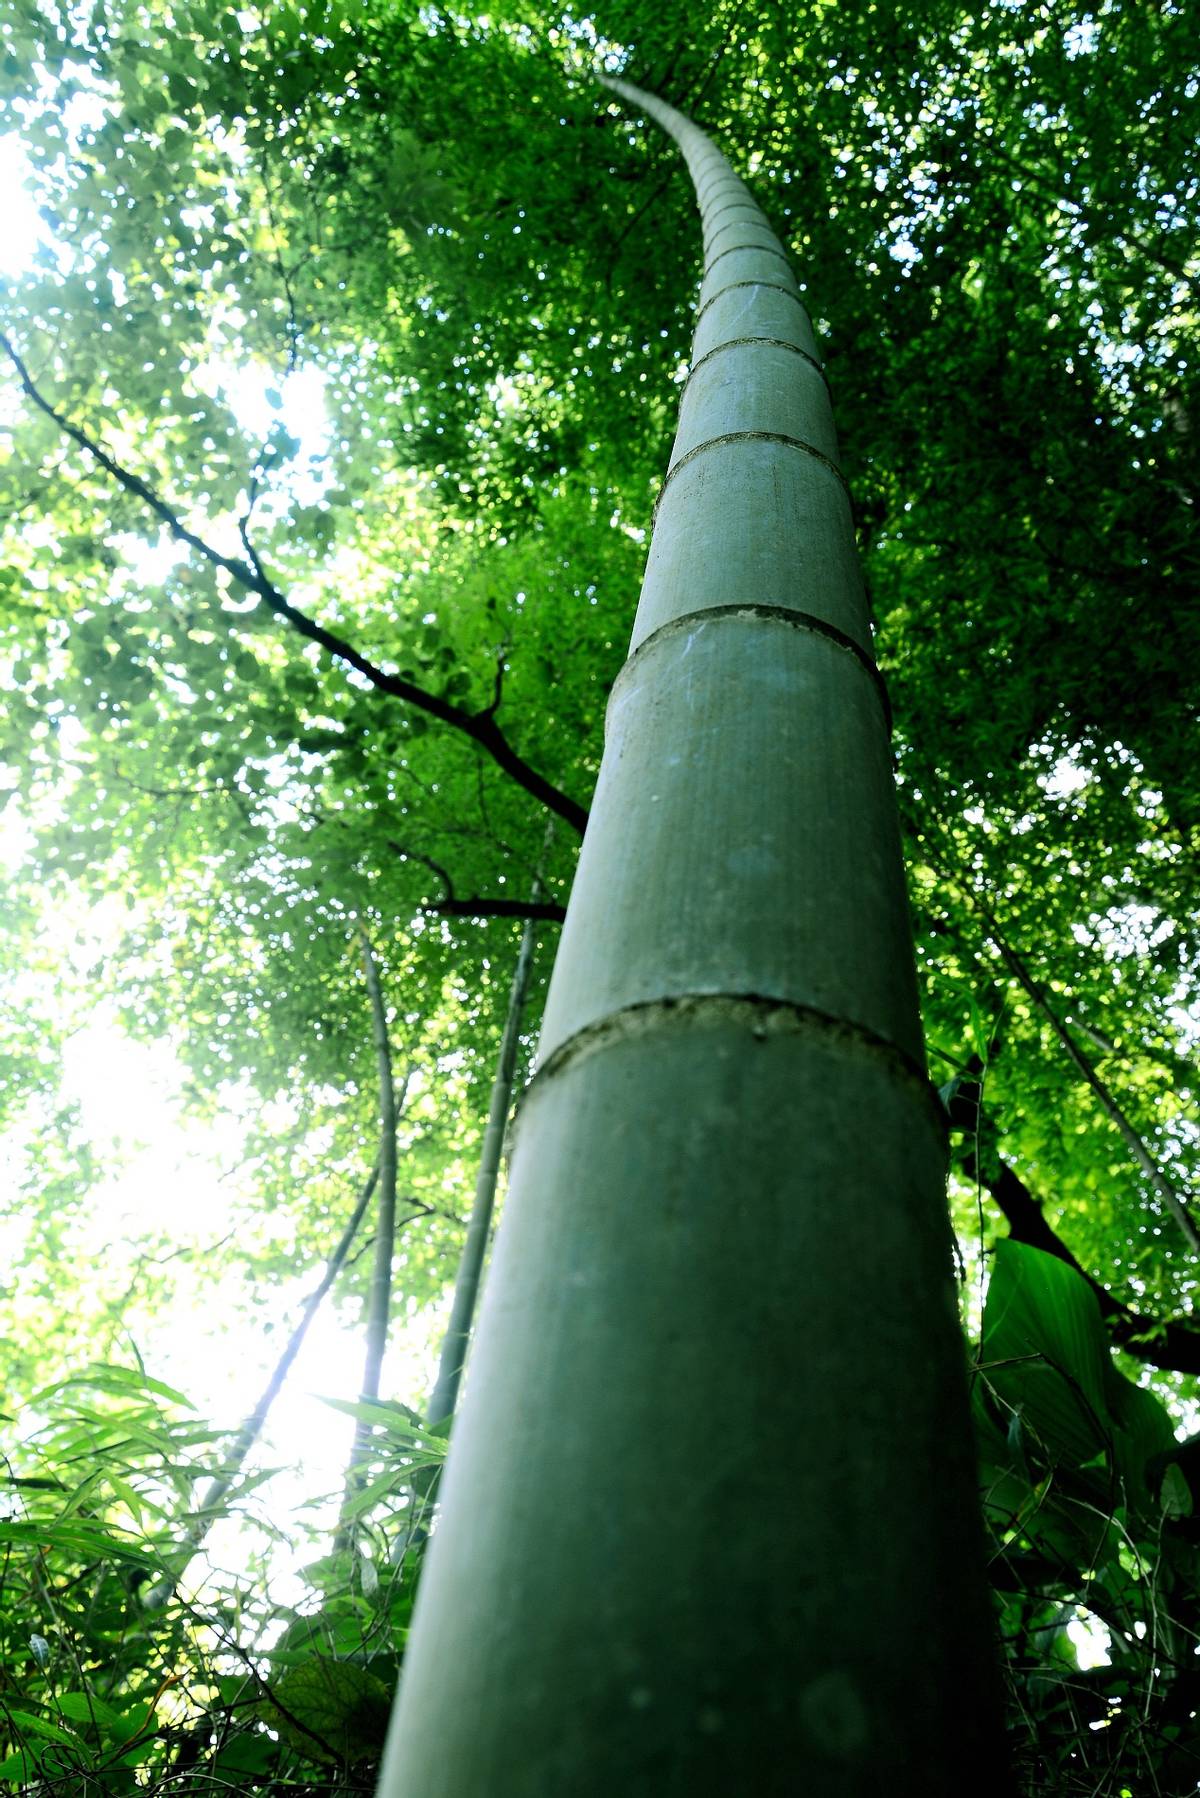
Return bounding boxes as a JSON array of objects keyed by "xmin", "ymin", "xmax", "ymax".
[{"xmin": 379, "ymin": 79, "xmax": 1007, "ymax": 1796}]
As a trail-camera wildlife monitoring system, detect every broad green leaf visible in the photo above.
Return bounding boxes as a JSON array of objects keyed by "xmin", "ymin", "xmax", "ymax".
[
  {"xmin": 1161, "ymin": 1462, "xmax": 1192, "ymax": 1520},
  {"xmin": 980, "ymin": 1240, "xmax": 1111, "ymax": 1468},
  {"xmin": 2, "ymin": 1709, "xmax": 80, "ymax": 1747},
  {"xmin": 316, "ymin": 1395, "xmax": 437, "ymax": 1446},
  {"xmin": 54, "ymin": 1691, "xmax": 123, "ymax": 1731},
  {"xmin": 0, "ymin": 1520, "xmax": 162, "ymax": 1565},
  {"xmin": 263, "ymin": 1658, "xmax": 391, "ymax": 1766},
  {"xmin": 30, "ymin": 1365, "xmax": 193, "ymax": 1409},
  {"xmin": 213, "ymin": 1732, "xmax": 277, "ymax": 1774},
  {"xmin": 0, "ymin": 1749, "xmax": 39, "ymax": 1784},
  {"xmin": 1104, "ymin": 1363, "xmax": 1177, "ymax": 1511}
]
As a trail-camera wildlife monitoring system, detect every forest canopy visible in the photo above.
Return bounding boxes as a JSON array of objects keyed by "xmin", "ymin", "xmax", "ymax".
[{"xmin": 0, "ymin": 0, "xmax": 1197, "ymax": 1791}]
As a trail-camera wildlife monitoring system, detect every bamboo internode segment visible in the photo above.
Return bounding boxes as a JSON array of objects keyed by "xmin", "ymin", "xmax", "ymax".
[
  {"xmin": 425, "ymin": 899, "xmax": 541, "ymax": 1430},
  {"xmin": 691, "ymin": 276, "xmax": 812, "ymax": 343},
  {"xmin": 637, "ymin": 438, "xmax": 864, "ymax": 644},
  {"xmin": 700, "ymin": 197, "xmax": 762, "ymax": 232},
  {"xmin": 669, "ymin": 341, "xmax": 837, "ymax": 465},
  {"xmin": 536, "ymin": 611, "xmax": 922, "ymax": 1063},
  {"xmin": 392, "ymin": 1014, "xmax": 970, "ymax": 1788},
  {"xmin": 683, "ymin": 335, "xmax": 828, "ymax": 387},
  {"xmin": 522, "ymin": 989, "xmax": 945, "ymax": 1127},
  {"xmin": 617, "ymin": 603, "xmax": 893, "ymax": 731}
]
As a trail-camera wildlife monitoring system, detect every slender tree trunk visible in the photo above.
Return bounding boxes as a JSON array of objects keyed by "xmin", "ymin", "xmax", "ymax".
[
  {"xmin": 200, "ymin": 1164, "xmax": 379, "ymax": 1520},
  {"xmin": 141, "ymin": 1163, "xmax": 378, "ymax": 1610},
  {"xmin": 339, "ymin": 930, "xmax": 404, "ymax": 1534},
  {"xmin": 379, "ymin": 81, "xmax": 1006, "ymax": 1796},
  {"xmin": 427, "ymin": 901, "xmax": 541, "ymax": 1429}
]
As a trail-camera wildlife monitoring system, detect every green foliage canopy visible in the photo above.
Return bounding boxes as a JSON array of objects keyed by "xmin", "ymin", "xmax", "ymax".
[{"xmin": 0, "ymin": 0, "xmax": 1197, "ymax": 1789}]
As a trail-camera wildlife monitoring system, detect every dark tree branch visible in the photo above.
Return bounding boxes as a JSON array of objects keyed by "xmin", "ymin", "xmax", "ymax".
[
  {"xmin": 258, "ymin": 153, "xmax": 303, "ymax": 378},
  {"xmin": 1, "ymin": 330, "xmax": 589, "ymax": 837},
  {"xmin": 966, "ymin": 1144, "xmax": 1200, "ymax": 1377},
  {"xmin": 388, "ymin": 840, "xmax": 567, "ymax": 923},
  {"xmin": 941, "ymin": 872, "xmax": 1200, "ymax": 1256},
  {"xmin": 436, "ymin": 895, "xmax": 566, "ymax": 923},
  {"xmin": 106, "ymin": 768, "xmax": 237, "ymax": 803},
  {"xmin": 478, "ymin": 638, "xmax": 511, "ymax": 720},
  {"xmin": 981, "ymin": 911, "xmax": 1200, "ymax": 1256},
  {"xmin": 343, "ymin": 1201, "xmax": 441, "ymax": 1276}
]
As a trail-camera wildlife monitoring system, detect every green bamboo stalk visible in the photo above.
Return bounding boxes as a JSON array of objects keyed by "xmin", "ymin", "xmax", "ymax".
[
  {"xmin": 426, "ymin": 901, "xmax": 541, "ymax": 1429},
  {"xmin": 338, "ymin": 929, "xmax": 405, "ymax": 1537},
  {"xmin": 356, "ymin": 929, "xmax": 401, "ymax": 1419},
  {"xmin": 140, "ymin": 1163, "xmax": 378, "ymax": 1611},
  {"xmin": 379, "ymin": 80, "xmax": 1006, "ymax": 1795},
  {"xmin": 198, "ymin": 1163, "xmax": 379, "ymax": 1519}
]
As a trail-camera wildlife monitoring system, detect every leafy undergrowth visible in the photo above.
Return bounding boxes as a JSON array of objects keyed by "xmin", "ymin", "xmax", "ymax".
[
  {"xmin": 0, "ymin": 1369, "xmax": 444, "ymax": 1794},
  {"xmin": 7, "ymin": 1262, "xmax": 1200, "ymax": 1795},
  {"xmin": 978, "ymin": 1242, "xmax": 1200, "ymax": 1795}
]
